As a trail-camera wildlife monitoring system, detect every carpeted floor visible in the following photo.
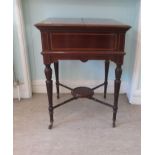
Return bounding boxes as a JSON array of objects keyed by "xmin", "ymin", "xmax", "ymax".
[{"xmin": 14, "ymin": 93, "xmax": 141, "ymax": 155}]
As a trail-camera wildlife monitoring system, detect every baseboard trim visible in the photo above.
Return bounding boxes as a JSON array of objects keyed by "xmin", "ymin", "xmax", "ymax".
[
  {"xmin": 128, "ymin": 90, "xmax": 141, "ymax": 105},
  {"xmin": 32, "ymin": 80, "xmax": 128, "ymax": 94},
  {"xmin": 14, "ymin": 80, "xmax": 140, "ymax": 104}
]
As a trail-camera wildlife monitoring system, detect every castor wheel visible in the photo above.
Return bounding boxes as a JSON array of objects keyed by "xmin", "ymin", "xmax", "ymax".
[
  {"xmin": 48, "ymin": 122, "xmax": 53, "ymax": 129},
  {"xmin": 112, "ymin": 122, "xmax": 116, "ymax": 128}
]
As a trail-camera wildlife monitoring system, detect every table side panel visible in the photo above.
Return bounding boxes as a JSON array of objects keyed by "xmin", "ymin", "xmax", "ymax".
[
  {"xmin": 41, "ymin": 31, "xmax": 126, "ymax": 52},
  {"xmin": 50, "ymin": 32, "xmax": 117, "ymax": 51},
  {"xmin": 40, "ymin": 29, "xmax": 126, "ymax": 64}
]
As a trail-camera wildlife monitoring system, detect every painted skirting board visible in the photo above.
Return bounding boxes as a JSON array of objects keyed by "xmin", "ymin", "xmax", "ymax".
[
  {"xmin": 32, "ymin": 80, "xmax": 128, "ymax": 94},
  {"xmin": 127, "ymin": 90, "xmax": 141, "ymax": 105},
  {"xmin": 14, "ymin": 79, "xmax": 128, "ymax": 99},
  {"xmin": 14, "ymin": 79, "xmax": 141, "ymax": 105},
  {"xmin": 32, "ymin": 79, "xmax": 141, "ymax": 105}
]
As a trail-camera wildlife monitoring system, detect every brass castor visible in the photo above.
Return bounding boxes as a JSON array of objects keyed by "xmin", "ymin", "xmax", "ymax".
[
  {"xmin": 48, "ymin": 122, "xmax": 53, "ymax": 129},
  {"xmin": 112, "ymin": 122, "xmax": 116, "ymax": 128}
]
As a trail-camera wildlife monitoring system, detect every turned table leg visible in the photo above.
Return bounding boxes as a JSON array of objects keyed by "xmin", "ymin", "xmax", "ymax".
[
  {"xmin": 45, "ymin": 64, "xmax": 53, "ymax": 129},
  {"xmin": 104, "ymin": 60, "xmax": 110, "ymax": 98},
  {"xmin": 54, "ymin": 61, "xmax": 60, "ymax": 99},
  {"xmin": 113, "ymin": 64, "xmax": 122, "ymax": 127}
]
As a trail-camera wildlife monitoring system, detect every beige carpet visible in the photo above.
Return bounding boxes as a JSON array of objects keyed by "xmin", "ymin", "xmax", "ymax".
[{"xmin": 14, "ymin": 93, "xmax": 141, "ymax": 155}]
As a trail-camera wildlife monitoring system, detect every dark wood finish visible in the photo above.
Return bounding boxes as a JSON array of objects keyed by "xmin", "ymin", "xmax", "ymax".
[
  {"xmin": 35, "ymin": 18, "xmax": 131, "ymax": 129},
  {"xmin": 51, "ymin": 32, "xmax": 117, "ymax": 51},
  {"xmin": 92, "ymin": 83, "xmax": 105, "ymax": 90},
  {"xmin": 113, "ymin": 64, "xmax": 122, "ymax": 127},
  {"xmin": 90, "ymin": 97, "xmax": 113, "ymax": 108},
  {"xmin": 71, "ymin": 87, "xmax": 94, "ymax": 98},
  {"xmin": 58, "ymin": 82, "xmax": 73, "ymax": 91},
  {"xmin": 54, "ymin": 61, "xmax": 60, "ymax": 99},
  {"xmin": 104, "ymin": 60, "xmax": 110, "ymax": 98},
  {"xmin": 35, "ymin": 18, "xmax": 130, "ymax": 64},
  {"xmin": 44, "ymin": 64, "xmax": 53, "ymax": 129},
  {"xmin": 53, "ymin": 97, "xmax": 76, "ymax": 109}
]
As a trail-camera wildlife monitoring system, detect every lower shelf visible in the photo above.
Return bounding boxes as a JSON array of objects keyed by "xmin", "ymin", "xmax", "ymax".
[
  {"xmin": 71, "ymin": 87, "xmax": 94, "ymax": 98},
  {"xmin": 53, "ymin": 83, "xmax": 113, "ymax": 110}
]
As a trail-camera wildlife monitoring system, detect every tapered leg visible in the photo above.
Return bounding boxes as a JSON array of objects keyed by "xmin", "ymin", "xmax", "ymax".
[
  {"xmin": 104, "ymin": 60, "xmax": 110, "ymax": 98},
  {"xmin": 45, "ymin": 64, "xmax": 53, "ymax": 129},
  {"xmin": 113, "ymin": 64, "xmax": 122, "ymax": 127},
  {"xmin": 54, "ymin": 61, "xmax": 60, "ymax": 99}
]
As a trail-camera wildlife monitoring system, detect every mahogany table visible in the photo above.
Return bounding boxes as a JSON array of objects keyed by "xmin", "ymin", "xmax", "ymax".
[{"xmin": 35, "ymin": 18, "xmax": 131, "ymax": 129}]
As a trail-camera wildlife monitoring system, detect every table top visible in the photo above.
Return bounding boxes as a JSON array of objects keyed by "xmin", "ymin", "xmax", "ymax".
[{"xmin": 35, "ymin": 18, "xmax": 131, "ymax": 29}]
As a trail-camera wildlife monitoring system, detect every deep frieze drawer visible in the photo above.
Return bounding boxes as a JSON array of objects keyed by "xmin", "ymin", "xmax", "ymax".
[{"xmin": 50, "ymin": 33, "xmax": 117, "ymax": 51}]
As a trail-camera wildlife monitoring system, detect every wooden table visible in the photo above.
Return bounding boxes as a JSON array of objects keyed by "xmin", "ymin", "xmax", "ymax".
[{"xmin": 35, "ymin": 18, "xmax": 131, "ymax": 129}]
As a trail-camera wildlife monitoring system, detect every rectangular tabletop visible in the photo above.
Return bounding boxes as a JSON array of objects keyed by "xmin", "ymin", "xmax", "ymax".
[{"xmin": 35, "ymin": 18, "xmax": 130, "ymax": 29}]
